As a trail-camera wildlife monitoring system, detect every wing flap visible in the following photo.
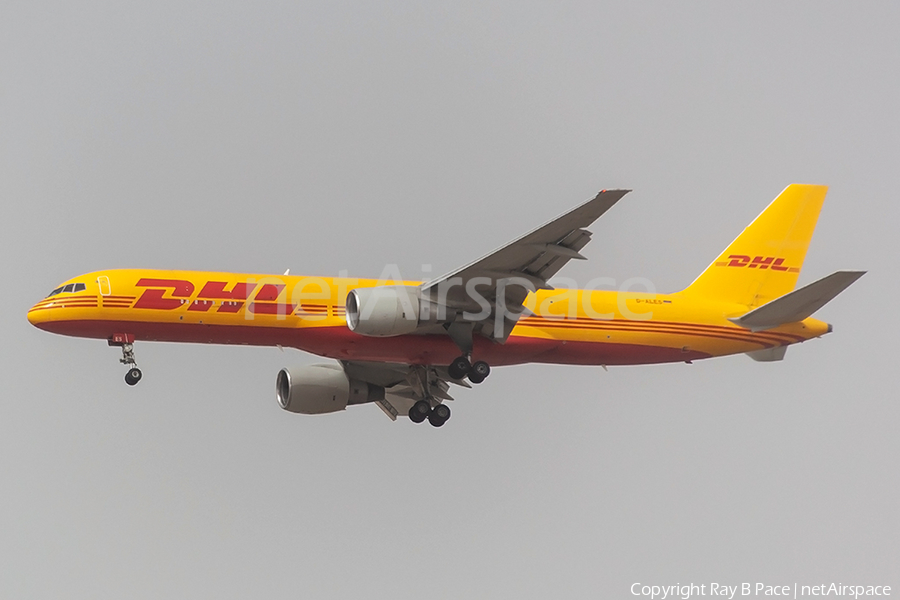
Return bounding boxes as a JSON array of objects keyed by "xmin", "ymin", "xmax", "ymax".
[
  {"xmin": 375, "ymin": 398, "xmax": 400, "ymax": 420},
  {"xmin": 746, "ymin": 346, "xmax": 788, "ymax": 362},
  {"xmin": 340, "ymin": 361, "xmax": 459, "ymax": 421}
]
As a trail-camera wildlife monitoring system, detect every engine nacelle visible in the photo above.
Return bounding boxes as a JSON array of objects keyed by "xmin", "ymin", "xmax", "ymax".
[
  {"xmin": 276, "ymin": 364, "xmax": 383, "ymax": 415},
  {"xmin": 346, "ymin": 285, "xmax": 421, "ymax": 337}
]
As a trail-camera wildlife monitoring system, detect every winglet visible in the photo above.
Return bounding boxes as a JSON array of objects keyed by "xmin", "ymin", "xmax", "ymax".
[{"xmin": 730, "ymin": 270, "xmax": 865, "ymax": 331}]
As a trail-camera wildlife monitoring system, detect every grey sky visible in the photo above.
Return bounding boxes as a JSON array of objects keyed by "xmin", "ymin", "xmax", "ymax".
[{"xmin": 2, "ymin": 2, "xmax": 897, "ymax": 598}]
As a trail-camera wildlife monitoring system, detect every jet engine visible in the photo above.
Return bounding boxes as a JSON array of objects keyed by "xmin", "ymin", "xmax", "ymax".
[
  {"xmin": 346, "ymin": 285, "xmax": 421, "ymax": 337},
  {"xmin": 276, "ymin": 364, "xmax": 383, "ymax": 414}
]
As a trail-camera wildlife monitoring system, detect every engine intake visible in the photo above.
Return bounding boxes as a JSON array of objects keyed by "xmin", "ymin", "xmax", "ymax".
[
  {"xmin": 276, "ymin": 364, "xmax": 383, "ymax": 414},
  {"xmin": 346, "ymin": 286, "xmax": 421, "ymax": 337}
]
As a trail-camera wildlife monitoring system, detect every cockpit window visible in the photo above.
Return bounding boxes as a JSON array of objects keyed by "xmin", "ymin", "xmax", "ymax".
[{"xmin": 46, "ymin": 282, "xmax": 87, "ymax": 297}]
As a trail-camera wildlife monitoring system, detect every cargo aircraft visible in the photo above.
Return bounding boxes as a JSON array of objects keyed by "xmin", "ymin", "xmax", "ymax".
[{"xmin": 28, "ymin": 184, "xmax": 864, "ymax": 427}]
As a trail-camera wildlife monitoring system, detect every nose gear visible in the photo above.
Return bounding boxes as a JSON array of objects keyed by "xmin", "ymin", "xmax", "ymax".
[{"xmin": 109, "ymin": 334, "xmax": 142, "ymax": 386}]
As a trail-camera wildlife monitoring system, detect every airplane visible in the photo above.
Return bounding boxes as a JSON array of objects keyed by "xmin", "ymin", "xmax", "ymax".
[{"xmin": 28, "ymin": 184, "xmax": 864, "ymax": 427}]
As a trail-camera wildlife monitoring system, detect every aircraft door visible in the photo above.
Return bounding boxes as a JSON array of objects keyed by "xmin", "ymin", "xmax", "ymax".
[{"xmin": 97, "ymin": 275, "xmax": 111, "ymax": 296}]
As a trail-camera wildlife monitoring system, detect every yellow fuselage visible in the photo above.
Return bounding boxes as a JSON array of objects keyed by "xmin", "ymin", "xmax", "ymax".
[{"xmin": 27, "ymin": 269, "xmax": 830, "ymax": 367}]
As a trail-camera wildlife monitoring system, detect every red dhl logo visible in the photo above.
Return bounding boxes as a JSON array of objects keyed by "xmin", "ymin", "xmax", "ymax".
[
  {"xmin": 714, "ymin": 255, "xmax": 800, "ymax": 273},
  {"xmin": 133, "ymin": 279, "xmax": 298, "ymax": 315}
]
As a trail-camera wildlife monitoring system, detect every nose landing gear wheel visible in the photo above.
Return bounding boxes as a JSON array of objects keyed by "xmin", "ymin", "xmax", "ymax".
[
  {"xmin": 124, "ymin": 368, "xmax": 143, "ymax": 386},
  {"xmin": 408, "ymin": 399, "xmax": 431, "ymax": 423},
  {"xmin": 110, "ymin": 336, "xmax": 142, "ymax": 386}
]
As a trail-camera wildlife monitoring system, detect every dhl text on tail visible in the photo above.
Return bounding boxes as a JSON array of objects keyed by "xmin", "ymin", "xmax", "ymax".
[{"xmin": 28, "ymin": 184, "xmax": 865, "ymax": 427}]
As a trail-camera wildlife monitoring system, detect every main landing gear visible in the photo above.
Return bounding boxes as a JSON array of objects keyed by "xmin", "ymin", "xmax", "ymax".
[
  {"xmin": 448, "ymin": 356, "xmax": 491, "ymax": 384},
  {"xmin": 408, "ymin": 399, "xmax": 451, "ymax": 428},
  {"xmin": 109, "ymin": 334, "xmax": 142, "ymax": 386}
]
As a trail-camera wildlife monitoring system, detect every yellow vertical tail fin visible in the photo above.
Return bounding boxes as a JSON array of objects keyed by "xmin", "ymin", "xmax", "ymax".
[{"xmin": 681, "ymin": 184, "xmax": 827, "ymax": 307}]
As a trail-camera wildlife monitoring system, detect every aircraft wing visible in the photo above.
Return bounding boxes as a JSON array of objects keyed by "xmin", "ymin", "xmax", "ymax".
[
  {"xmin": 340, "ymin": 360, "xmax": 468, "ymax": 421},
  {"xmin": 420, "ymin": 188, "xmax": 629, "ymax": 342}
]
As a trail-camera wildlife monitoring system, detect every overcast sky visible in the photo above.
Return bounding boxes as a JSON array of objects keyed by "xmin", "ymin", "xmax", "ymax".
[{"xmin": 2, "ymin": 2, "xmax": 898, "ymax": 598}]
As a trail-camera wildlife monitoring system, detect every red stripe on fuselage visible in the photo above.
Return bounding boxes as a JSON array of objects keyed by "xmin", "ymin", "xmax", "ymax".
[
  {"xmin": 31, "ymin": 319, "xmax": 713, "ymax": 367},
  {"xmin": 520, "ymin": 316, "xmax": 805, "ymax": 344},
  {"xmin": 518, "ymin": 318, "xmax": 797, "ymax": 347}
]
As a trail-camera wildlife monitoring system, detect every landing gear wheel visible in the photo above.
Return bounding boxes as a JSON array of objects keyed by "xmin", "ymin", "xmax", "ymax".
[
  {"xmin": 468, "ymin": 372, "xmax": 485, "ymax": 384},
  {"xmin": 408, "ymin": 399, "xmax": 431, "ymax": 423},
  {"xmin": 124, "ymin": 367, "xmax": 142, "ymax": 386},
  {"xmin": 448, "ymin": 356, "xmax": 471, "ymax": 380},
  {"xmin": 111, "ymin": 338, "xmax": 141, "ymax": 386},
  {"xmin": 428, "ymin": 403, "xmax": 451, "ymax": 427},
  {"xmin": 470, "ymin": 361, "xmax": 490, "ymax": 380}
]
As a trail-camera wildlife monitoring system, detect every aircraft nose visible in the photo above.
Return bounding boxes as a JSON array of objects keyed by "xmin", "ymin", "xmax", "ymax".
[{"xmin": 27, "ymin": 301, "xmax": 51, "ymax": 329}]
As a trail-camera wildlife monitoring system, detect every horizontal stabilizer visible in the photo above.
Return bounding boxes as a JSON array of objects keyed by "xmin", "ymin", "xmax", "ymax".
[{"xmin": 730, "ymin": 271, "xmax": 865, "ymax": 331}]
